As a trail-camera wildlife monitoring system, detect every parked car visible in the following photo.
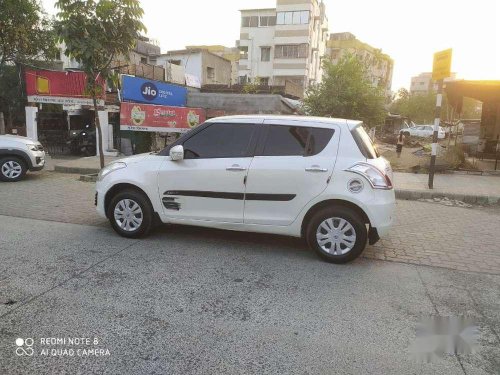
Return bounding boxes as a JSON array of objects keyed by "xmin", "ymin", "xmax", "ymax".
[
  {"xmin": 403, "ymin": 125, "xmax": 446, "ymax": 139},
  {"xmin": 0, "ymin": 135, "xmax": 45, "ymax": 182},
  {"xmin": 95, "ymin": 116, "xmax": 396, "ymax": 264}
]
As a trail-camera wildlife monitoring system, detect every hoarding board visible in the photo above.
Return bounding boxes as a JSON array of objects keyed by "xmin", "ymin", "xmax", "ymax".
[
  {"xmin": 121, "ymin": 76, "xmax": 187, "ymax": 107},
  {"xmin": 120, "ymin": 102, "xmax": 205, "ymax": 133},
  {"xmin": 432, "ymin": 49, "xmax": 452, "ymax": 81},
  {"xmin": 25, "ymin": 69, "xmax": 105, "ymax": 106}
]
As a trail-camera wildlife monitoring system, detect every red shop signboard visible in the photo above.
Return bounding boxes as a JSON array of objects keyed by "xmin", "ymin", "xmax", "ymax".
[
  {"xmin": 24, "ymin": 69, "xmax": 105, "ymax": 106},
  {"xmin": 120, "ymin": 102, "xmax": 206, "ymax": 133}
]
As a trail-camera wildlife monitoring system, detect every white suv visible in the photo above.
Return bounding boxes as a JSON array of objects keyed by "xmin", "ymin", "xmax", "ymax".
[
  {"xmin": 96, "ymin": 116, "xmax": 395, "ymax": 263},
  {"xmin": 0, "ymin": 135, "xmax": 45, "ymax": 182}
]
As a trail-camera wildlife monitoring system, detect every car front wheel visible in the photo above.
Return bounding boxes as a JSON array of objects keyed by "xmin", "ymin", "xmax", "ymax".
[
  {"xmin": 107, "ymin": 190, "xmax": 154, "ymax": 238},
  {"xmin": 0, "ymin": 157, "xmax": 27, "ymax": 182},
  {"xmin": 306, "ymin": 207, "xmax": 367, "ymax": 264}
]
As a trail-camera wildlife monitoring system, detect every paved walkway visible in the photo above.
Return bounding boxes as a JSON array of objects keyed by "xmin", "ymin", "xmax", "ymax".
[
  {"xmin": 394, "ymin": 172, "xmax": 500, "ymax": 204},
  {"xmin": 1, "ymin": 171, "xmax": 500, "ymax": 274}
]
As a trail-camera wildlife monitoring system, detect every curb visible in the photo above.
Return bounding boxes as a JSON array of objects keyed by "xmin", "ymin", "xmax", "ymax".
[
  {"xmin": 395, "ymin": 189, "xmax": 500, "ymax": 205},
  {"xmin": 54, "ymin": 166, "xmax": 100, "ymax": 175},
  {"xmin": 79, "ymin": 174, "xmax": 98, "ymax": 183}
]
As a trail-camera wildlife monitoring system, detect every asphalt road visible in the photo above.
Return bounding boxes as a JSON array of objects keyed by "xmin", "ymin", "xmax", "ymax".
[{"xmin": 0, "ymin": 215, "xmax": 499, "ymax": 374}]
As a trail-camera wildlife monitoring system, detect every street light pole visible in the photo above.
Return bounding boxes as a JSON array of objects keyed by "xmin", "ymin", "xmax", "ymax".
[{"xmin": 428, "ymin": 79, "xmax": 443, "ymax": 189}]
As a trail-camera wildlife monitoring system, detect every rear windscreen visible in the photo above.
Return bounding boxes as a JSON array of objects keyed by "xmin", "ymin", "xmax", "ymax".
[{"xmin": 351, "ymin": 125, "xmax": 379, "ymax": 159}]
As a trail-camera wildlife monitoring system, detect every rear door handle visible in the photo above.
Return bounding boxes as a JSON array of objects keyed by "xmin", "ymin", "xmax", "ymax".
[
  {"xmin": 226, "ymin": 164, "xmax": 246, "ymax": 171},
  {"xmin": 306, "ymin": 165, "xmax": 328, "ymax": 173}
]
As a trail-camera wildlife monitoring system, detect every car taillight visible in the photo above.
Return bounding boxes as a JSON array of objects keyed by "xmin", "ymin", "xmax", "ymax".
[{"xmin": 346, "ymin": 163, "xmax": 393, "ymax": 190}]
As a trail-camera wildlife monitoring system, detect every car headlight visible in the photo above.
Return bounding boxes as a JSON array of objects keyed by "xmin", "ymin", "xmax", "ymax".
[
  {"xmin": 346, "ymin": 163, "xmax": 393, "ymax": 190},
  {"xmin": 97, "ymin": 162, "xmax": 127, "ymax": 181},
  {"xmin": 26, "ymin": 143, "xmax": 38, "ymax": 152}
]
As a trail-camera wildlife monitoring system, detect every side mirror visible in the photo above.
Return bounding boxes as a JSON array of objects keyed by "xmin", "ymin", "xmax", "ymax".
[{"xmin": 170, "ymin": 145, "xmax": 184, "ymax": 161}]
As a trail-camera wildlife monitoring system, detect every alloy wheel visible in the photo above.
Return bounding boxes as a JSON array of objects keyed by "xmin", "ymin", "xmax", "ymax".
[
  {"xmin": 1, "ymin": 161, "xmax": 23, "ymax": 179},
  {"xmin": 114, "ymin": 199, "xmax": 144, "ymax": 232},
  {"xmin": 316, "ymin": 217, "xmax": 357, "ymax": 255}
]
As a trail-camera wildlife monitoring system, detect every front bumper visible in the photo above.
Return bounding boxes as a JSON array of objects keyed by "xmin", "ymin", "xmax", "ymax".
[
  {"xmin": 95, "ymin": 183, "xmax": 108, "ymax": 219},
  {"xmin": 29, "ymin": 151, "xmax": 45, "ymax": 171}
]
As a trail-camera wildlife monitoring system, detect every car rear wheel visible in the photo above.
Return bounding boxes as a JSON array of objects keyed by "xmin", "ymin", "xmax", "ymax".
[
  {"xmin": 0, "ymin": 157, "xmax": 27, "ymax": 182},
  {"xmin": 107, "ymin": 190, "xmax": 154, "ymax": 238},
  {"xmin": 306, "ymin": 207, "xmax": 367, "ymax": 264}
]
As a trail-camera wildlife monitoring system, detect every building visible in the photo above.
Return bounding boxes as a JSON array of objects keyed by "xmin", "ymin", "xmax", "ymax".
[
  {"xmin": 155, "ymin": 48, "xmax": 233, "ymax": 87},
  {"xmin": 237, "ymin": 0, "xmax": 329, "ymax": 91},
  {"xmin": 410, "ymin": 72, "xmax": 457, "ymax": 95},
  {"xmin": 186, "ymin": 45, "xmax": 241, "ymax": 84},
  {"xmin": 326, "ymin": 32, "xmax": 394, "ymax": 95}
]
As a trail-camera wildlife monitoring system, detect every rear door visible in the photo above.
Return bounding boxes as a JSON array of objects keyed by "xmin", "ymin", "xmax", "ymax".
[{"xmin": 244, "ymin": 120, "xmax": 339, "ymax": 226}]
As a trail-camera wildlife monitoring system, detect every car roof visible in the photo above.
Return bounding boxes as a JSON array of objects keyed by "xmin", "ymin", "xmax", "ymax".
[{"xmin": 206, "ymin": 115, "xmax": 363, "ymax": 131}]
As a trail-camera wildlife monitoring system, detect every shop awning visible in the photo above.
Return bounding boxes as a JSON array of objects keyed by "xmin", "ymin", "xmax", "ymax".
[{"xmin": 445, "ymin": 80, "xmax": 500, "ymax": 112}]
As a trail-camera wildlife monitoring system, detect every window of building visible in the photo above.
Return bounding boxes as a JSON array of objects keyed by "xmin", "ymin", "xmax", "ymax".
[
  {"xmin": 183, "ymin": 123, "xmax": 256, "ymax": 159},
  {"xmin": 140, "ymin": 57, "xmax": 147, "ymax": 64},
  {"xmin": 259, "ymin": 126, "xmax": 334, "ymax": 157},
  {"xmin": 260, "ymin": 77, "xmax": 270, "ymax": 86},
  {"xmin": 259, "ymin": 16, "xmax": 276, "ymax": 27},
  {"xmin": 274, "ymin": 44, "xmax": 309, "ymax": 59},
  {"xmin": 241, "ymin": 16, "xmax": 259, "ymax": 27},
  {"xmin": 239, "ymin": 46, "xmax": 249, "ymax": 60},
  {"xmin": 239, "ymin": 76, "xmax": 248, "ymax": 84},
  {"xmin": 261, "ymin": 47, "xmax": 271, "ymax": 62},
  {"xmin": 207, "ymin": 67, "xmax": 215, "ymax": 80},
  {"xmin": 276, "ymin": 11, "xmax": 309, "ymax": 25}
]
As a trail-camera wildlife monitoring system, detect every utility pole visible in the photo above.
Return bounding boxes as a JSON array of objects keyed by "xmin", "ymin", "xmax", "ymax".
[
  {"xmin": 428, "ymin": 48, "xmax": 452, "ymax": 189},
  {"xmin": 428, "ymin": 79, "xmax": 443, "ymax": 189}
]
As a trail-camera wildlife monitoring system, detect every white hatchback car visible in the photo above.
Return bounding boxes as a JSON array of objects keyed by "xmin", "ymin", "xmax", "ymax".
[{"xmin": 96, "ymin": 116, "xmax": 395, "ymax": 263}]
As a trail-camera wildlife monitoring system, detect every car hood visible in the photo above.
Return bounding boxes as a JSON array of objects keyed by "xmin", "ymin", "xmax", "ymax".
[
  {"xmin": 0, "ymin": 134, "xmax": 40, "ymax": 145},
  {"xmin": 111, "ymin": 153, "xmax": 158, "ymax": 166}
]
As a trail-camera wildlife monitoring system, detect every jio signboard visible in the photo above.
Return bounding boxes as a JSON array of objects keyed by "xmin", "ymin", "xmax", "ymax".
[
  {"xmin": 121, "ymin": 76, "xmax": 187, "ymax": 107},
  {"xmin": 120, "ymin": 102, "xmax": 206, "ymax": 133}
]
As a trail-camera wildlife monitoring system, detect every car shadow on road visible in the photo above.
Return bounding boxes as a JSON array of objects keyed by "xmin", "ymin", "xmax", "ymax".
[{"xmin": 148, "ymin": 223, "xmax": 317, "ymax": 261}]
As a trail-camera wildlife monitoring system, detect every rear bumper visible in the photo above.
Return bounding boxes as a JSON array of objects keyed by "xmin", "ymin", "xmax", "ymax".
[{"xmin": 364, "ymin": 190, "xmax": 396, "ymax": 238}]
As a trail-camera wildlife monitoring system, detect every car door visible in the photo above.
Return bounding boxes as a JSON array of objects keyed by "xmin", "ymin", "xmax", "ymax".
[
  {"xmin": 158, "ymin": 121, "xmax": 260, "ymax": 223},
  {"xmin": 244, "ymin": 120, "xmax": 339, "ymax": 226}
]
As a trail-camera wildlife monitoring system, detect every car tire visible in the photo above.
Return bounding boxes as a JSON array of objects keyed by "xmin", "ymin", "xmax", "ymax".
[
  {"xmin": 107, "ymin": 189, "xmax": 154, "ymax": 238},
  {"xmin": 306, "ymin": 206, "xmax": 367, "ymax": 264},
  {"xmin": 0, "ymin": 157, "xmax": 27, "ymax": 182}
]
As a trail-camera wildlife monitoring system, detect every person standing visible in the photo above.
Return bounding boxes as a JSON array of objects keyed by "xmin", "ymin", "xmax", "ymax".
[{"xmin": 396, "ymin": 131, "xmax": 405, "ymax": 158}]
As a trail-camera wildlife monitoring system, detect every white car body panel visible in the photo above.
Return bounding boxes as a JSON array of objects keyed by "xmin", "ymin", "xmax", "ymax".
[
  {"xmin": 0, "ymin": 134, "xmax": 46, "ymax": 171},
  {"xmin": 96, "ymin": 115, "xmax": 395, "ymax": 241}
]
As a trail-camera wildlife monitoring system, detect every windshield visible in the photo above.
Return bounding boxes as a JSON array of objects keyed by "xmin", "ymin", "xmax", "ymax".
[{"xmin": 351, "ymin": 125, "xmax": 379, "ymax": 159}]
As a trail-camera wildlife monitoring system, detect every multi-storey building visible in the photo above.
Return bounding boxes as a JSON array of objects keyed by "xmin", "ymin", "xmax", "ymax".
[
  {"xmin": 327, "ymin": 32, "xmax": 394, "ymax": 95},
  {"xmin": 237, "ymin": 0, "xmax": 329, "ymax": 91},
  {"xmin": 410, "ymin": 72, "xmax": 457, "ymax": 95}
]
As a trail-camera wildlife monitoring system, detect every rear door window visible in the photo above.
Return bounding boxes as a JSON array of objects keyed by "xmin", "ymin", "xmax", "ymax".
[
  {"xmin": 351, "ymin": 125, "xmax": 379, "ymax": 159},
  {"xmin": 259, "ymin": 125, "xmax": 334, "ymax": 157}
]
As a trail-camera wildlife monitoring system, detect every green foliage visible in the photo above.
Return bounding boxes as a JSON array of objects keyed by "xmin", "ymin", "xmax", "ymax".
[
  {"xmin": 390, "ymin": 90, "xmax": 482, "ymax": 124},
  {"xmin": 55, "ymin": 0, "xmax": 146, "ymax": 165},
  {"xmin": 303, "ymin": 55, "xmax": 386, "ymax": 126},
  {"xmin": 242, "ymin": 77, "xmax": 262, "ymax": 94},
  {"xmin": 55, "ymin": 0, "xmax": 146, "ymax": 91},
  {"xmin": 0, "ymin": 0, "xmax": 57, "ymax": 74},
  {"xmin": 390, "ymin": 91, "xmax": 437, "ymax": 123}
]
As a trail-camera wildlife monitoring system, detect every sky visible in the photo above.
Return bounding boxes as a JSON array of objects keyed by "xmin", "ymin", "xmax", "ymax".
[{"xmin": 41, "ymin": 0, "xmax": 500, "ymax": 90}]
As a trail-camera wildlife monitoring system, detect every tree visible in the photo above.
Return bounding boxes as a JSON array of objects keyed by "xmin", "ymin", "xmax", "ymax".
[
  {"xmin": 390, "ymin": 90, "xmax": 482, "ymax": 124},
  {"xmin": 303, "ymin": 55, "xmax": 386, "ymax": 126},
  {"xmin": 55, "ymin": 0, "xmax": 146, "ymax": 167},
  {"xmin": 0, "ymin": 0, "xmax": 57, "ymax": 133}
]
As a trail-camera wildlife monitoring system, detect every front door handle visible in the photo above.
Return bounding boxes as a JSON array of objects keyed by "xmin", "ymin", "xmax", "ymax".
[
  {"xmin": 226, "ymin": 164, "xmax": 246, "ymax": 171},
  {"xmin": 306, "ymin": 165, "xmax": 328, "ymax": 173}
]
